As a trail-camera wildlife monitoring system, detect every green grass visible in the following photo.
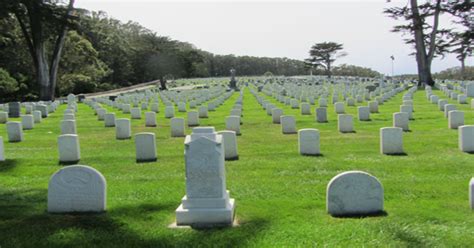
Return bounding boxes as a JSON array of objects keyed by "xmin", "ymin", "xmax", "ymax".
[{"xmin": 0, "ymin": 86, "xmax": 474, "ymax": 247}]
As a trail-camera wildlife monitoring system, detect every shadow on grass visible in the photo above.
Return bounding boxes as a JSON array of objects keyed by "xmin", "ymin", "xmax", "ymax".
[
  {"xmin": 0, "ymin": 159, "xmax": 17, "ymax": 172},
  {"xmin": 385, "ymin": 153, "xmax": 408, "ymax": 156},
  {"xmin": 331, "ymin": 210, "xmax": 388, "ymax": 219},
  {"xmin": 0, "ymin": 188, "xmax": 269, "ymax": 247}
]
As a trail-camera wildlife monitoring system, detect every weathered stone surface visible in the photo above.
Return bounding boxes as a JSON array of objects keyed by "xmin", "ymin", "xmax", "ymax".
[
  {"xmin": 6, "ymin": 122, "xmax": 23, "ymax": 142},
  {"xmin": 459, "ymin": 125, "xmax": 474, "ymax": 153},
  {"xmin": 33, "ymin": 110, "xmax": 42, "ymax": 123},
  {"xmin": 338, "ymin": 114, "xmax": 354, "ymax": 133},
  {"xmin": 165, "ymin": 106, "xmax": 175, "ymax": 118},
  {"xmin": 131, "ymin": 107, "xmax": 141, "ymax": 119},
  {"xmin": 171, "ymin": 117, "xmax": 185, "ymax": 137},
  {"xmin": 0, "ymin": 136, "xmax": 4, "ymax": 161},
  {"xmin": 60, "ymin": 120, "xmax": 77, "ymax": 135},
  {"xmin": 301, "ymin": 103, "xmax": 311, "ymax": 115},
  {"xmin": 145, "ymin": 112, "xmax": 157, "ymax": 127},
  {"xmin": 176, "ymin": 127, "xmax": 235, "ymax": 227},
  {"xmin": 8, "ymin": 102, "xmax": 20, "ymax": 118},
  {"xmin": 393, "ymin": 112, "xmax": 409, "ymax": 131},
  {"xmin": 298, "ymin": 128, "xmax": 320, "ymax": 156},
  {"xmin": 444, "ymin": 104, "xmax": 456, "ymax": 118},
  {"xmin": 0, "ymin": 111, "xmax": 8, "ymax": 124},
  {"xmin": 316, "ymin": 107, "xmax": 327, "ymax": 123},
  {"xmin": 135, "ymin": 132, "xmax": 157, "ymax": 162},
  {"xmin": 357, "ymin": 106, "xmax": 370, "ymax": 121},
  {"xmin": 327, "ymin": 171, "xmax": 384, "ymax": 216},
  {"xmin": 226, "ymin": 116, "xmax": 241, "ymax": 135},
  {"xmin": 199, "ymin": 106, "xmax": 209, "ymax": 118},
  {"xmin": 21, "ymin": 115, "xmax": 34, "ymax": 130},
  {"xmin": 272, "ymin": 108, "xmax": 283, "ymax": 124},
  {"xmin": 280, "ymin": 115, "xmax": 296, "ymax": 134},
  {"xmin": 335, "ymin": 102, "xmax": 345, "ymax": 114},
  {"xmin": 218, "ymin": 130, "xmax": 238, "ymax": 160},
  {"xmin": 448, "ymin": 110, "xmax": 464, "ymax": 129},
  {"xmin": 380, "ymin": 127, "xmax": 403, "ymax": 155},
  {"xmin": 58, "ymin": 134, "xmax": 81, "ymax": 163},
  {"xmin": 470, "ymin": 178, "xmax": 474, "ymax": 210},
  {"xmin": 368, "ymin": 101, "xmax": 379, "ymax": 113},
  {"xmin": 115, "ymin": 118, "xmax": 131, "ymax": 139},
  {"xmin": 187, "ymin": 111, "xmax": 200, "ymax": 127},
  {"xmin": 48, "ymin": 165, "xmax": 106, "ymax": 213},
  {"xmin": 104, "ymin": 113, "xmax": 116, "ymax": 127}
]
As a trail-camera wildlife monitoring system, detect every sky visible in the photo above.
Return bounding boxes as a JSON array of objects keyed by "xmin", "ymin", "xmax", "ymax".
[{"xmin": 75, "ymin": 0, "xmax": 472, "ymax": 75}]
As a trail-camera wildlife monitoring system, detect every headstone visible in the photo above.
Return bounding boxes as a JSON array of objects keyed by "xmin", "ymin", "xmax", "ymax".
[
  {"xmin": 178, "ymin": 102, "xmax": 186, "ymax": 112},
  {"xmin": 135, "ymin": 132, "xmax": 157, "ymax": 162},
  {"xmin": 430, "ymin": 95, "xmax": 439, "ymax": 104},
  {"xmin": 438, "ymin": 99, "xmax": 448, "ymax": 111},
  {"xmin": 8, "ymin": 102, "xmax": 20, "ymax": 118},
  {"xmin": 393, "ymin": 112, "xmax": 409, "ymax": 131},
  {"xmin": 171, "ymin": 118, "xmax": 185, "ymax": 137},
  {"xmin": 280, "ymin": 115, "xmax": 296, "ymax": 134},
  {"xmin": 380, "ymin": 127, "xmax": 403, "ymax": 155},
  {"xmin": 327, "ymin": 171, "xmax": 384, "ymax": 216},
  {"xmin": 6, "ymin": 122, "xmax": 23, "ymax": 142},
  {"xmin": 165, "ymin": 106, "xmax": 175, "ymax": 118},
  {"xmin": 467, "ymin": 83, "xmax": 474, "ymax": 97},
  {"xmin": 316, "ymin": 107, "xmax": 327, "ymax": 123},
  {"xmin": 21, "ymin": 115, "xmax": 34, "ymax": 130},
  {"xmin": 0, "ymin": 111, "xmax": 8, "ymax": 124},
  {"xmin": 357, "ymin": 106, "xmax": 370, "ymax": 121},
  {"xmin": 218, "ymin": 130, "xmax": 238, "ymax": 160},
  {"xmin": 272, "ymin": 108, "xmax": 283, "ymax": 124},
  {"xmin": 298, "ymin": 128, "xmax": 320, "ymax": 156},
  {"xmin": 448, "ymin": 110, "xmax": 464, "ymax": 129},
  {"xmin": 301, "ymin": 103, "xmax": 311, "ymax": 115},
  {"xmin": 60, "ymin": 120, "xmax": 77, "ymax": 135},
  {"xmin": 97, "ymin": 108, "xmax": 106, "ymax": 121},
  {"xmin": 338, "ymin": 114, "xmax": 354, "ymax": 133},
  {"xmin": 104, "ymin": 113, "xmax": 116, "ymax": 127},
  {"xmin": 458, "ymin": 95, "xmax": 467, "ymax": 104},
  {"xmin": 58, "ymin": 134, "xmax": 80, "ymax": 163},
  {"xmin": 187, "ymin": 111, "xmax": 200, "ymax": 127},
  {"xmin": 368, "ymin": 101, "xmax": 379, "ymax": 113},
  {"xmin": 36, "ymin": 104, "xmax": 48, "ymax": 118},
  {"xmin": 145, "ymin": 112, "xmax": 157, "ymax": 127},
  {"xmin": 0, "ymin": 136, "xmax": 4, "ymax": 161},
  {"xmin": 226, "ymin": 116, "xmax": 241, "ymax": 135},
  {"xmin": 470, "ymin": 178, "xmax": 474, "ymax": 210},
  {"xmin": 198, "ymin": 106, "xmax": 209, "ymax": 118},
  {"xmin": 33, "ymin": 110, "xmax": 42, "ymax": 123},
  {"xmin": 122, "ymin": 104, "xmax": 131, "ymax": 114},
  {"xmin": 131, "ymin": 107, "xmax": 141, "ymax": 119},
  {"xmin": 63, "ymin": 114, "xmax": 75, "ymax": 121},
  {"xmin": 141, "ymin": 102, "xmax": 148, "ymax": 110},
  {"xmin": 151, "ymin": 103, "xmax": 159, "ymax": 113},
  {"xmin": 444, "ymin": 104, "xmax": 456, "ymax": 118},
  {"xmin": 319, "ymin": 98, "xmax": 328, "ymax": 107},
  {"xmin": 335, "ymin": 102, "xmax": 345, "ymax": 114},
  {"xmin": 400, "ymin": 105, "xmax": 413, "ymax": 120},
  {"xmin": 115, "ymin": 118, "xmax": 131, "ymax": 139},
  {"xmin": 48, "ymin": 165, "xmax": 106, "ymax": 213},
  {"xmin": 459, "ymin": 125, "xmax": 474, "ymax": 153},
  {"xmin": 175, "ymin": 127, "xmax": 236, "ymax": 227}
]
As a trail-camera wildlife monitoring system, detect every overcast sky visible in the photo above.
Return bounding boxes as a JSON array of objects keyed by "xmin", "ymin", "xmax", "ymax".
[{"xmin": 76, "ymin": 0, "xmax": 472, "ymax": 75}]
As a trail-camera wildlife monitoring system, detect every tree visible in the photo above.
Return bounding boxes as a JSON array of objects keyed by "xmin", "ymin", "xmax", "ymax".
[
  {"xmin": 384, "ymin": 0, "xmax": 462, "ymax": 87},
  {"xmin": 0, "ymin": 68, "xmax": 19, "ymax": 101},
  {"xmin": 447, "ymin": 1, "xmax": 473, "ymax": 79},
  {"xmin": 1, "ymin": 0, "xmax": 76, "ymax": 100},
  {"xmin": 306, "ymin": 42, "xmax": 347, "ymax": 78}
]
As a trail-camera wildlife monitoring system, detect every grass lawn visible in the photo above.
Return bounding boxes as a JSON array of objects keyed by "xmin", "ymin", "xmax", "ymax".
[{"xmin": 0, "ymin": 85, "xmax": 473, "ymax": 247}]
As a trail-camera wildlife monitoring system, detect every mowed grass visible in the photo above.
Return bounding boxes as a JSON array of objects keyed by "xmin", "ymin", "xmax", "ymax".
[{"xmin": 0, "ymin": 85, "xmax": 474, "ymax": 247}]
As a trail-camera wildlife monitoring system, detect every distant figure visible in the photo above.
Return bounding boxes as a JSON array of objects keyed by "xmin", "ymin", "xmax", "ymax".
[{"xmin": 229, "ymin": 69, "xmax": 238, "ymax": 90}]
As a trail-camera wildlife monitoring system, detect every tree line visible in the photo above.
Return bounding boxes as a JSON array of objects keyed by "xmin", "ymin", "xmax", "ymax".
[{"xmin": 0, "ymin": 1, "xmax": 387, "ymax": 102}]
